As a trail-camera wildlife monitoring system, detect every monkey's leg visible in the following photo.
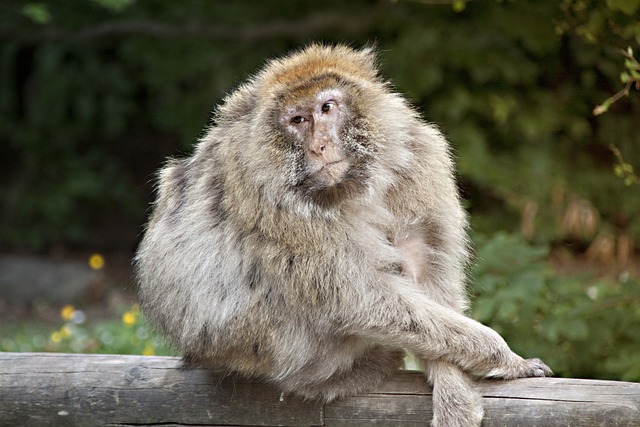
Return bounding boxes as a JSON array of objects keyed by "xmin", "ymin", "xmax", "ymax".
[
  {"xmin": 280, "ymin": 344, "xmax": 405, "ymax": 402},
  {"xmin": 424, "ymin": 360, "xmax": 483, "ymax": 427}
]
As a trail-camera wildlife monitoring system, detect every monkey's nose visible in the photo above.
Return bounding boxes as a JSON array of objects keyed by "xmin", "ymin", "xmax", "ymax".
[
  {"xmin": 310, "ymin": 139, "xmax": 331, "ymax": 156},
  {"xmin": 308, "ymin": 138, "xmax": 345, "ymax": 164}
]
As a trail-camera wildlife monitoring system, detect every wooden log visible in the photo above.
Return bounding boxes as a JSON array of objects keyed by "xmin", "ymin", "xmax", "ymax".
[{"xmin": 1, "ymin": 352, "xmax": 638, "ymax": 426}]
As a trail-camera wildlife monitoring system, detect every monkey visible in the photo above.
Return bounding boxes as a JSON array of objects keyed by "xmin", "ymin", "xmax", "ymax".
[{"xmin": 135, "ymin": 44, "xmax": 552, "ymax": 427}]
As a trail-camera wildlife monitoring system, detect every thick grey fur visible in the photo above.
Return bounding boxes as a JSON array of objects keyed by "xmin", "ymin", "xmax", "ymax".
[{"xmin": 135, "ymin": 44, "xmax": 551, "ymax": 427}]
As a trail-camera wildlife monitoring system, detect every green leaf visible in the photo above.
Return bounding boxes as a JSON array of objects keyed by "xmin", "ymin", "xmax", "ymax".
[
  {"xmin": 91, "ymin": 0, "xmax": 136, "ymax": 13},
  {"xmin": 22, "ymin": 3, "xmax": 51, "ymax": 24},
  {"xmin": 606, "ymin": 0, "xmax": 640, "ymax": 15},
  {"xmin": 565, "ymin": 319, "xmax": 589, "ymax": 340},
  {"xmin": 452, "ymin": 0, "xmax": 466, "ymax": 13},
  {"xmin": 472, "ymin": 298, "xmax": 496, "ymax": 323}
]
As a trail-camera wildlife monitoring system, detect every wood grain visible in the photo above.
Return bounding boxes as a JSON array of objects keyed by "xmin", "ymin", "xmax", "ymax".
[{"xmin": 1, "ymin": 353, "xmax": 638, "ymax": 426}]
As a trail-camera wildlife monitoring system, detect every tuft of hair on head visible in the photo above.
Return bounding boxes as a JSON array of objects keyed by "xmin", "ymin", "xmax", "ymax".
[{"xmin": 255, "ymin": 43, "xmax": 382, "ymax": 98}]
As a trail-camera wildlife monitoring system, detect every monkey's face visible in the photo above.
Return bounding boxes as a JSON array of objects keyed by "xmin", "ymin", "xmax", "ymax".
[{"xmin": 275, "ymin": 80, "xmax": 375, "ymax": 207}]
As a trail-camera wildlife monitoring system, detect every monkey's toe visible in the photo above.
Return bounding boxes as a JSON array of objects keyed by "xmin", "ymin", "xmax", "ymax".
[
  {"xmin": 483, "ymin": 356, "xmax": 553, "ymax": 380},
  {"xmin": 525, "ymin": 358, "xmax": 553, "ymax": 377}
]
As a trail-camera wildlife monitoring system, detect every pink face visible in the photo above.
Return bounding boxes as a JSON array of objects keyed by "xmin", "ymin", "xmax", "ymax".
[{"xmin": 281, "ymin": 89, "xmax": 350, "ymax": 188}]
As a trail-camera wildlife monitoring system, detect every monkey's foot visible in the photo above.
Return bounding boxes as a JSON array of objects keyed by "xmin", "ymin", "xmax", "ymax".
[
  {"xmin": 430, "ymin": 366, "xmax": 483, "ymax": 427},
  {"xmin": 484, "ymin": 357, "xmax": 552, "ymax": 380}
]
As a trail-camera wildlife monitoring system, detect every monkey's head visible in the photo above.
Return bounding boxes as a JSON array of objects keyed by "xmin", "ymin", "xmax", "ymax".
[{"xmin": 217, "ymin": 44, "xmax": 414, "ymax": 211}]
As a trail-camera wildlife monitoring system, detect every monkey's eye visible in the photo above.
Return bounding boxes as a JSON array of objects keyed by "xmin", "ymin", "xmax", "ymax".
[
  {"xmin": 291, "ymin": 116, "xmax": 305, "ymax": 124},
  {"xmin": 321, "ymin": 102, "xmax": 335, "ymax": 113}
]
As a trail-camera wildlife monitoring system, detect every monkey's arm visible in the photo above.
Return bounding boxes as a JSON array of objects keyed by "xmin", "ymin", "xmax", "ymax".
[{"xmin": 341, "ymin": 279, "xmax": 551, "ymax": 379}]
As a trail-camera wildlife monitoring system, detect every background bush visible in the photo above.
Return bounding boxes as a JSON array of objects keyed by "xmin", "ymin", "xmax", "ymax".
[
  {"xmin": 1, "ymin": 0, "xmax": 639, "ymax": 249},
  {"xmin": 472, "ymin": 232, "xmax": 640, "ymax": 381}
]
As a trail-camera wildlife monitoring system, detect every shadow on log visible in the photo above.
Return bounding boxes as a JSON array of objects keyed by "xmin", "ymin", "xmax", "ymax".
[{"xmin": 1, "ymin": 352, "xmax": 639, "ymax": 426}]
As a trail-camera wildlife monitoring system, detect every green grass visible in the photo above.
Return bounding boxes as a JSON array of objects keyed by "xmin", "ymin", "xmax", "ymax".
[{"xmin": 0, "ymin": 304, "xmax": 175, "ymax": 356}]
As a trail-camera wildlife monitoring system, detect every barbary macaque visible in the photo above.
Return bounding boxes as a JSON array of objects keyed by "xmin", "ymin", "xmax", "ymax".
[{"xmin": 135, "ymin": 44, "xmax": 551, "ymax": 426}]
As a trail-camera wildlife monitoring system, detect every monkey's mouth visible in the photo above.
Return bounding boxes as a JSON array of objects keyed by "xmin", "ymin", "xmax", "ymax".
[
  {"xmin": 316, "ymin": 159, "xmax": 350, "ymax": 185},
  {"xmin": 298, "ymin": 158, "xmax": 368, "ymax": 206},
  {"xmin": 300, "ymin": 158, "xmax": 350, "ymax": 193}
]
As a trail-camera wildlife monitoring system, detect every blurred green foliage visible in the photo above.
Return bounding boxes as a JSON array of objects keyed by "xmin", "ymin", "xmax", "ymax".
[
  {"xmin": 0, "ymin": 0, "xmax": 639, "ymax": 380},
  {"xmin": 0, "ymin": 0, "xmax": 638, "ymax": 249},
  {"xmin": 472, "ymin": 232, "xmax": 640, "ymax": 381},
  {"xmin": 0, "ymin": 304, "xmax": 174, "ymax": 356}
]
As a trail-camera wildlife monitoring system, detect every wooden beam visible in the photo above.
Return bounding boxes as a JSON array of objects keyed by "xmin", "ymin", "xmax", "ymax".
[{"xmin": 1, "ymin": 352, "xmax": 639, "ymax": 426}]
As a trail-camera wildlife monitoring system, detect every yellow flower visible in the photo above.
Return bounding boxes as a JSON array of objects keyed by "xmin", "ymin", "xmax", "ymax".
[
  {"xmin": 61, "ymin": 305, "xmax": 75, "ymax": 321},
  {"xmin": 60, "ymin": 326, "xmax": 72, "ymax": 339},
  {"xmin": 122, "ymin": 311, "xmax": 136, "ymax": 326},
  {"xmin": 50, "ymin": 331, "xmax": 62, "ymax": 343},
  {"xmin": 142, "ymin": 345, "xmax": 155, "ymax": 356},
  {"xmin": 89, "ymin": 253, "xmax": 105, "ymax": 270}
]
